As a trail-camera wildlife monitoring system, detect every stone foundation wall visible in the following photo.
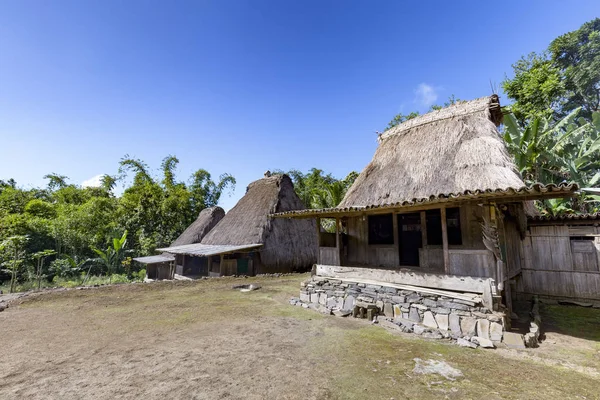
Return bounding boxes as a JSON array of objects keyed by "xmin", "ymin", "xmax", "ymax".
[{"xmin": 295, "ymin": 276, "xmax": 507, "ymax": 347}]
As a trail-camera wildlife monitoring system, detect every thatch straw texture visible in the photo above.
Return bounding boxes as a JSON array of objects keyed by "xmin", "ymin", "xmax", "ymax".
[
  {"xmin": 340, "ymin": 95, "xmax": 524, "ymax": 207},
  {"xmin": 171, "ymin": 206, "xmax": 225, "ymax": 247},
  {"xmin": 202, "ymin": 174, "xmax": 317, "ymax": 269}
]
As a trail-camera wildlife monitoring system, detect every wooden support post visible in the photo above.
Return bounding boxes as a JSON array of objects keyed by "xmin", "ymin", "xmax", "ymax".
[
  {"xmin": 220, "ymin": 254, "xmax": 225, "ymax": 276},
  {"xmin": 420, "ymin": 211, "xmax": 427, "ymax": 246},
  {"xmin": 335, "ymin": 218, "xmax": 341, "ymax": 266},
  {"xmin": 315, "ymin": 217, "xmax": 321, "ymax": 264},
  {"xmin": 441, "ymin": 207, "xmax": 450, "ymax": 274}
]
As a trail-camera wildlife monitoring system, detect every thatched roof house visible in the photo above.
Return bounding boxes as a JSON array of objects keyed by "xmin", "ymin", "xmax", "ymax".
[
  {"xmin": 200, "ymin": 173, "xmax": 317, "ymax": 273},
  {"xmin": 273, "ymin": 95, "xmax": 579, "ymax": 331},
  {"xmin": 341, "ymin": 96, "xmax": 524, "ymax": 207},
  {"xmin": 134, "ymin": 207, "xmax": 225, "ymax": 280},
  {"xmin": 171, "ymin": 206, "xmax": 225, "ymax": 247}
]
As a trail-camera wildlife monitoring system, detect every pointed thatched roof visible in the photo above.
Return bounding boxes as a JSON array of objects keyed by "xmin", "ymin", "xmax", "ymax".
[
  {"xmin": 170, "ymin": 206, "xmax": 225, "ymax": 247},
  {"xmin": 201, "ymin": 174, "xmax": 317, "ymax": 268},
  {"xmin": 339, "ymin": 95, "xmax": 525, "ymax": 208}
]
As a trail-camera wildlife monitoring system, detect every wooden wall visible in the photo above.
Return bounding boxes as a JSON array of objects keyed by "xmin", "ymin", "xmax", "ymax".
[
  {"xmin": 518, "ymin": 225, "xmax": 600, "ymax": 300},
  {"xmin": 335, "ymin": 204, "xmax": 495, "ymax": 278}
]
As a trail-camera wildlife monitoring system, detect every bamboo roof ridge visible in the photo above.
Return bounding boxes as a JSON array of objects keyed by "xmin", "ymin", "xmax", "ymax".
[
  {"xmin": 340, "ymin": 95, "xmax": 525, "ymax": 208},
  {"xmin": 170, "ymin": 206, "xmax": 225, "ymax": 247},
  {"xmin": 201, "ymin": 174, "xmax": 317, "ymax": 269}
]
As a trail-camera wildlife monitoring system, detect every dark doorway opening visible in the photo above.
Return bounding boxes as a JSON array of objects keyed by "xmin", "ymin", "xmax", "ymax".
[{"xmin": 397, "ymin": 213, "xmax": 422, "ymax": 266}]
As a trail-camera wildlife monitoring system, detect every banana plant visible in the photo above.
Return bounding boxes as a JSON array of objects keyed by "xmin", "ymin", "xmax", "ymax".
[
  {"xmin": 503, "ymin": 108, "xmax": 600, "ymax": 214},
  {"xmin": 91, "ymin": 231, "xmax": 128, "ymax": 283}
]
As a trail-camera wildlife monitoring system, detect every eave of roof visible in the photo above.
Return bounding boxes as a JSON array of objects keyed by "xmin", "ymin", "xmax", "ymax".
[
  {"xmin": 133, "ymin": 254, "xmax": 175, "ymax": 264},
  {"xmin": 529, "ymin": 212, "xmax": 600, "ymax": 222},
  {"xmin": 271, "ymin": 183, "xmax": 579, "ymax": 219},
  {"xmin": 156, "ymin": 243, "xmax": 263, "ymax": 257}
]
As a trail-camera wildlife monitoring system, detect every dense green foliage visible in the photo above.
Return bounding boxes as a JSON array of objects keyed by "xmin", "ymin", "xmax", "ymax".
[
  {"xmin": 0, "ymin": 155, "xmax": 235, "ymax": 292},
  {"xmin": 281, "ymin": 168, "xmax": 358, "ymax": 210},
  {"xmin": 503, "ymin": 18, "xmax": 600, "ymax": 123}
]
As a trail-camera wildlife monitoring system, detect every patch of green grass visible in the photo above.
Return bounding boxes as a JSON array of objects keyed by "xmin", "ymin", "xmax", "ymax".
[{"xmin": 542, "ymin": 304, "xmax": 600, "ymax": 341}]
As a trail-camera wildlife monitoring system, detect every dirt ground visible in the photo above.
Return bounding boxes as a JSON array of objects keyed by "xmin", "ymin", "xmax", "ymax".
[{"xmin": 1, "ymin": 274, "xmax": 599, "ymax": 399}]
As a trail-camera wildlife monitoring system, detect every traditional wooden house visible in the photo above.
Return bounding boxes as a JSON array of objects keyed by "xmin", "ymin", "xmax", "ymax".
[
  {"xmin": 157, "ymin": 173, "xmax": 317, "ymax": 276},
  {"xmin": 274, "ymin": 95, "xmax": 578, "ymax": 345},
  {"xmin": 133, "ymin": 206, "xmax": 225, "ymax": 279}
]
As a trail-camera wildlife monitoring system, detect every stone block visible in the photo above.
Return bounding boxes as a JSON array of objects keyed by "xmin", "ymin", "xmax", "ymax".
[
  {"xmin": 326, "ymin": 297, "xmax": 337, "ymax": 308},
  {"xmin": 457, "ymin": 338, "xmax": 477, "ymax": 348},
  {"xmin": 407, "ymin": 293, "xmax": 422, "ymax": 303},
  {"xmin": 431, "ymin": 307, "xmax": 450, "ymax": 315},
  {"xmin": 401, "ymin": 312, "xmax": 409, "ymax": 319},
  {"xmin": 357, "ymin": 295, "xmax": 374, "ymax": 303},
  {"xmin": 412, "ymin": 304, "xmax": 428, "ymax": 311},
  {"xmin": 476, "ymin": 319, "xmax": 490, "ymax": 340},
  {"xmin": 422, "ymin": 299, "xmax": 438, "ymax": 308},
  {"xmin": 310, "ymin": 293, "xmax": 319, "ymax": 303},
  {"xmin": 337, "ymin": 297, "xmax": 344, "ymax": 309},
  {"xmin": 449, "ymin": 314, "xmax": 461, "ymax": 336},
  {"xmin": 524, "ymin": 332, "xmax": 539, "ymax": 348},
  {"xmin": 343, "ymin": 295, "xmax": 355, "ymax": 310},
  {"xmin": 384, "ymin": 286, "xmax": 398, "ymax": 294},
  {"xmin": 394, "ymin": 318, "xmax": 414, "ymax": 330},
  {"xmin": 391, "ymin": 295, "xmax": 406, "ymax": 304},
  {"xmin": 366, "ymin": 308, "xmax": 378, "ymax": 321},
  {"xmin": 471, "ymin": 336, "xmax": 495, "ymax": 348},
  {"xmin": 366, "ymin": 284, "xmax": 382, "ymax": 291},
  {"xmin": 502, "ymin": 332, "xmax": 525, "ymax": 349},
  {"xmin": 439, "ymin": 300, "xmax": 470, "ymax": 311},
  {"xmin": 393, "ymin": 304, "xmax": 402, "ymax": 318},
  {"xmin": 435, "ymin": 314, "xmax": 449, "ymax": 331},
  {"xmin": 375, "ymin": 300, "xmax": 384, "ymax": 311},
  {"xmin": 300, "ymin": 292, "xmax": 310, "ymax": 303},
  {"xmin": 422, "ymin": 331, "xmax": 443, "ymax": 339},
  {"xmin": 422, "ymin": 311, "xmax": 438, "ymax": 329},
  {"xmin": 319, "ymin": 293, "xmax": 327, "ymax": 305},
  {"xmin": 384, "ymin": 302, "xmax": 393, "ymax": 317},
  {"xmin": 409, "ymin": 307, "xmax": 421, "ymax": 322},
  {"xmin": 460, "ymin": 317, "xmax": 477, "ymax": 337},
  {"xmin": 487, "ymin": 312, "xmax": 503, "ymax": 323},
  {"xmin": 333, "ymin": 309, "xmax": 351, "ymax": 317},
  {"xmin": 490, "ymin": 322, "xmax": 503, "ymax": 342},
  {"xmin": 413, "ymin": 324, "xmax": 427, "ymax": 335}
]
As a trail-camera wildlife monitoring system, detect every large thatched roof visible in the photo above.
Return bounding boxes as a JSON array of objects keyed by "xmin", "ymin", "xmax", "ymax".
[
  {"xmin": 201, "ymin": 174, "xmax": 317, "ymax": 268},
  {"xmin": 340, "ymin": 95, "xmax": 525, "ymax": 207},
  {"xmin": 170, "ymin": 206, "xmax": 225, "ymax": 247}
]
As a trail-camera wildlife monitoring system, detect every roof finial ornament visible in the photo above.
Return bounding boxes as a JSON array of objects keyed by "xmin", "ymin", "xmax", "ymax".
[{"xmin": 264, "ymin": 170, "xmax": 272, "ymax": 178}]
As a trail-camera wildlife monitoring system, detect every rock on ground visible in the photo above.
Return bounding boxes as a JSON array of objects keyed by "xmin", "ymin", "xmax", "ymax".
[{"xmin": 412, "ymin": 358, "xmax": 463, "ymax": 381}]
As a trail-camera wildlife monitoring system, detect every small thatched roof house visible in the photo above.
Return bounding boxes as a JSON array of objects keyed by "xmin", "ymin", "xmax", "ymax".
[
  {"xmin": 158, "ymin": 173, "xmax": 317, "ymax": 276},
  {"xmin": 274, "ymin": 95, "xmax": 578, "ymax": 342},
  {"xmin": 171, "ymin": 206, "xmax": 225, "ymax": 247},
  {"xmin": 134, "ymin": 206, "xmax": 225, "ymax": 279}
]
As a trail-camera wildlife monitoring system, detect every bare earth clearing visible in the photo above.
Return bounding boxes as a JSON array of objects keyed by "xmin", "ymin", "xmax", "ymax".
[{"xmin": 1, "ymin": 274, "xmax": 599, "ymax": 399}]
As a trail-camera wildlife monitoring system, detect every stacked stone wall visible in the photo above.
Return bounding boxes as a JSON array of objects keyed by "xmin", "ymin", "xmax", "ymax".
[{"xmin": 293, "ymin": 276, "xmax": 506, "ymax": 347}]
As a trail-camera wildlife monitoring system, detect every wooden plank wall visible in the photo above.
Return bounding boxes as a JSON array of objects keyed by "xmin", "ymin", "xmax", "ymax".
[
  {"xmin": 449, "ymin": 250, "xmax": 495, "ymax": 278},
  {"xmin": 504, "ymin": 219, "xmax": 523, "ymax": 278},
  {"xmin": 344, "ymin": 205, "xmax": 494, "ymax": 277},
  {"xmin": 519, "ymin": 225, "xmax": 600, "ymax": 300},
  {"xmin": 319, "ymin": 247, "xmax": 340, "ymax": 266}
]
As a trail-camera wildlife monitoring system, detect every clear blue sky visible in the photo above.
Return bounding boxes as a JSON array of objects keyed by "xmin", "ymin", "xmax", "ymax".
[{"xmin": 1, "ymin": 1, "xmax": 599, "ymax": 210}]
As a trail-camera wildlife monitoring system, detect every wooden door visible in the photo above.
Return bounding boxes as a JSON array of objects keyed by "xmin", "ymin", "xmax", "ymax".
[{"xmin": 398, "ymin": 213, "xmax": 422, "ymax": 266}]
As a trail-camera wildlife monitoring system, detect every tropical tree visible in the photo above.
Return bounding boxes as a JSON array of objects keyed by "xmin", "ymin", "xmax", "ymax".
[
  {"xmin": 91, "ymin": 231, "xmax": 129, "ymax": 283},
  {"xmin": 0, "ymin": 235, "xmax": 29, "ymax": 293},
  {"xmin": 31, "ymin": 249, "xmax": 57, "ymax": 289},
  {"xmin": 503, "ymin": 18, "xmax": 600, "ymax": 123}
]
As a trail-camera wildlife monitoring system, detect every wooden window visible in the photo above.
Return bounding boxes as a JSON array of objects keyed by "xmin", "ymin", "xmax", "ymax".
[
  {"xmin": 368, "ymin": 214, "xmax": 394, "ymax": 245},
  {"xmin": 425, "ymin": 208, "xmax": 462, "ymax": 246}
]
